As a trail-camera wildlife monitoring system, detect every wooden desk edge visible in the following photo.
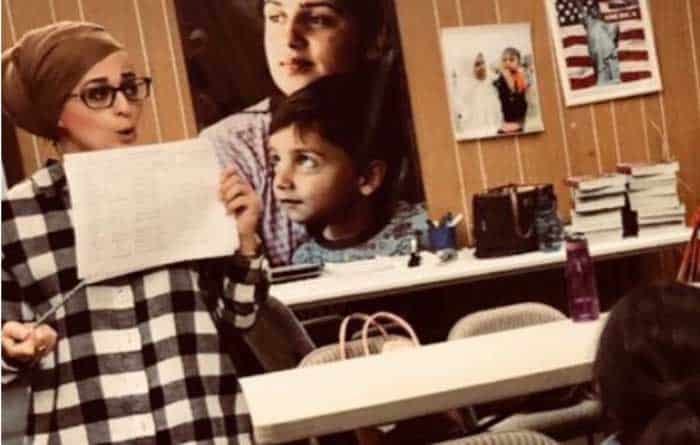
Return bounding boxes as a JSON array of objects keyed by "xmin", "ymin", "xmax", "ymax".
[
  {"xmin": 242, "ymin": 317, "xmax": 608, "ymax": 444},
  {"xmin": 249, "ymin": 362, "xmax": 593, "ymax": 444},
  {"xmin": 277, "ymin": 229, "xmax": 690, "ymax": 309}
]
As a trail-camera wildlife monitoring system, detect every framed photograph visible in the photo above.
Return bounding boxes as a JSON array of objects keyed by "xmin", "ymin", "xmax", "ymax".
[
  {"xmin": 545, "ymin": 0, "xmax": 662, "ymax": 106},
  {"xmin": 440, "ymin": 23, "xmax": 545, "ymax": 141}
]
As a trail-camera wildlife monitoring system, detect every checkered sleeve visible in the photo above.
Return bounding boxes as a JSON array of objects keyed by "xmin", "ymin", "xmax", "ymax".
[
  {"xmin": 2, "ymin": 179, "xmax": 52, "ymax": 383},
  {"xmin": 217, "ymin": 254, "xmax": 270, "ymax": 330},
  {"xmin": 2, "ymin": 257, "xmax": 36, "ymax": 383}
]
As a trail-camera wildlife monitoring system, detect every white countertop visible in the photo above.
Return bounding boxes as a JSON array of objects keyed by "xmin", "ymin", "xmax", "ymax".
[
  {"xmin": 240, "ymin": 315, "xmax": 607, "ymax": 444},
  {"xmin": 272, "ymin": 228, "xmax": 691, "ymax": 309}
]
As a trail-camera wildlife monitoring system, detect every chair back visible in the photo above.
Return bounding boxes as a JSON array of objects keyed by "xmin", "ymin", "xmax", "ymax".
[
  {"xmin": 448, "ymin": 302, "xmax": 565, "ymax": 340},
  {"xmin": 446, "ymin": 303, "xmax": 600, "ymax": 442},
  {"xmin": 435, "ymin": 430, "xmax": 560, "ymax": 444},
  {"xmin": 242, "ymin": 296, "xmax": 316, "ymax": 371}
]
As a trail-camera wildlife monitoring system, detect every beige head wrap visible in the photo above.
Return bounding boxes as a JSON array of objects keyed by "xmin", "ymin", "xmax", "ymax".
[{"xmin": 2, "ymin": 21, "xmax": 124, "ymax": 140}]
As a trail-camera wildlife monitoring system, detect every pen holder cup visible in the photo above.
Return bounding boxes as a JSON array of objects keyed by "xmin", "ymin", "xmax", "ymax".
[{"xmin": 428, "ymin": 226, "xmax": 457, "ymax": 252}]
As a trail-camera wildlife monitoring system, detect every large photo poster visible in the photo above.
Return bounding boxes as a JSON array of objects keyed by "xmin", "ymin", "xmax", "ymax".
[
  {"xmin": 545, "ymin": 0, "xmax": 662, "ymax": 106},
  {"xmin": 174, "ymin": 0, "xmax": 426, "ymax": 266}
]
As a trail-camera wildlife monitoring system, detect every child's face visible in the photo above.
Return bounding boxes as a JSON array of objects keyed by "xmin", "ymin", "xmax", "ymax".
[
  {"xmin": 270, "ymin": 124, "xmax": 361, "ymax": 224},
  {"xmin": 473, "ymin": 54, "xmax": 486, "ymax": 80},
  {"xmin": 263, "ymin": 0, "xmax": 363, "ymax": 96},
  {"xmin": 501, "ymin": 52, "xmax": 520, "ymax": 71}
]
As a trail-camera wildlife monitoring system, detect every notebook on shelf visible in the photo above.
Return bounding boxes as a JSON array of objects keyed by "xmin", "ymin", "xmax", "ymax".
[
  {"xmin": 270, "ymin": 263, "xmax": 325, "ymax": 284},
  {"xmin": 616, "ymin": 160, "xmax": 679, "ymax": 177}
]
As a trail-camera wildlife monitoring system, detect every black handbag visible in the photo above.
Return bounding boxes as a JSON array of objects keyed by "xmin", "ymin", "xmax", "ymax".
[{"xmin": 473, "ymin": 184, "xmax": 547, "ymax": 258}]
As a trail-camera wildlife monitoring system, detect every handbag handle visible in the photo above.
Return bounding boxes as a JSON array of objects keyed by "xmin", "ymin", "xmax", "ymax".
[
  {"xmin": 508, "ymin": 187, "xmax": 533, "ymax": 239},
  {"xmin": 486, "ymin": 183, "xmax": 546, "ymax": 194},
  {"xmin": 361, "ymin": 311, "xmax": 420, "ymax": 356},
  {"xmin": 338, "ymin": 313, "xmax": 390, "ymax": 360},
  {"xmin": 485, "ymin": 183, "xmax": 517, "ymax": 194},
  {"xmin": 482, "ymin": 184, "xmax": 535, "ymax": 239}
]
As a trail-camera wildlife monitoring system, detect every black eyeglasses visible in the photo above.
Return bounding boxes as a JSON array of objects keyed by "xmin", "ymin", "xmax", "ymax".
[{"xmin": 67, "ymin": 77, "xmax": 152, "ymax": 110}]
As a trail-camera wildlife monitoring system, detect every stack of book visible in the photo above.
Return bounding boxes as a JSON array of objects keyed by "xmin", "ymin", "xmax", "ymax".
[
  {"xmin": 565, "ymin": 173, "xmax": 628, "ymax": 242},
  {"xmin": 617, "ymin": 160, "xmax": 684, "ymax": 235}
]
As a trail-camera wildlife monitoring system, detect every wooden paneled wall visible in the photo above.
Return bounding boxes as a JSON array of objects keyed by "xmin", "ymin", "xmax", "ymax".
[
  {"xmin": 395, "ymin": 0, "xmax": 699, "ymax": 246},
  {"xmin": 1, "ymin": 0, "xmax": 688, "ymax": 311},
  {"xmin": 3, "ymin": 0, "xmax": 696, "ymax": 248},
  {"xmin": 2, "ymin": 0, "xmax": 196, "ymax": 181}
]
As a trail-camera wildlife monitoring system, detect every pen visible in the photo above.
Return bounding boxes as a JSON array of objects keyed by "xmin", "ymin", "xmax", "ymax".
[
  {"xmin": 448, "ymin": 213, "xmax": 464, "ymax": 227},
  {"xmin": 33, "ymin": 281, "xmax": 88, "ymax": 326}
]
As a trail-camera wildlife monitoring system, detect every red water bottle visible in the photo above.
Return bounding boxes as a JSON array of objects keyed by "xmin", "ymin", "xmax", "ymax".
[{"xmin": 565, "ymin": 233, "xmax": 600, "ymax": 321}]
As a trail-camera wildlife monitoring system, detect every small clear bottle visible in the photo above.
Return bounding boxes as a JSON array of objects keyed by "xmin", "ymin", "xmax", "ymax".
[
  {"xmin": 565, "ymin": 233, "xmax": 600, "ymax": 321},
  {"xmin": 534, "ymin": 187, "xmax": 563, "ymax": 252}
]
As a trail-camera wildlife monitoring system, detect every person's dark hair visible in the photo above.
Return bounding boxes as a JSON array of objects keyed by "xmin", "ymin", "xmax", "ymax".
[
  {"xmin": 269, "ymin": 68, "xmax": 405, "ymax": 214},
  {"xmin": 336, "ymin": 0, "xmax": 387, "ymax": 55},
  {"xmin": 594, "ymin": 282, "xmax": 700, "ymax": 445},
  {"xmin": 502, "ymin": 47, "xmax": 521, "ymax": 64}
]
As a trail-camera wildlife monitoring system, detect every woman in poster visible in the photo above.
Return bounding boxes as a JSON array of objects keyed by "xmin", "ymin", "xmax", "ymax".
[
  {"xmin": 457, "ymin": 52, "xmax": 502, "ymax": 138},
  {"xmin": 201, "ymin": 0, "xmax": 391, "ymax": 266}
]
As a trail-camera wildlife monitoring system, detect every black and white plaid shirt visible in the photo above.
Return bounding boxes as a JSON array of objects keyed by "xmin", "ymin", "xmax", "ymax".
[{"xmin": 2, "ymin": 161, "xmax": 269, "ymax": 444}]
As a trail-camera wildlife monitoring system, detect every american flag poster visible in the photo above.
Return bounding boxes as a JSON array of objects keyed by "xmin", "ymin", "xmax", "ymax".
[{"xmin": 545, "ymin": 0, "xmax": 662, "ymax": 106}]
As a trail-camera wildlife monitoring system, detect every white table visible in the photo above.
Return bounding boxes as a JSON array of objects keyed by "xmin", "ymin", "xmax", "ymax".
[
  {"xmin": 240, "ymin": 316, "xmax": 607, "ymax": 444},
  {"xmin": 271, "ymin": 228, "xmax": 690, "ymax": 309}
]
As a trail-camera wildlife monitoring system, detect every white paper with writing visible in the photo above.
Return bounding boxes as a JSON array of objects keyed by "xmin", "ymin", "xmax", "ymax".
[{"xmin": 64, "ymin": 139, "xmax": 237, "ymax": 283}]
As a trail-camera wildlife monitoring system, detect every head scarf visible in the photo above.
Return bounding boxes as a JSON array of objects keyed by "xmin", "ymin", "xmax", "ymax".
[{"xmin": 2, "ymin": 21, "xmax": 124, "ymax": 140}]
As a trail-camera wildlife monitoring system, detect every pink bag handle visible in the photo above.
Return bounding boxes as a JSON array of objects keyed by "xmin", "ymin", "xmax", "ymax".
[
  {"xmin": 361, "ymin": 311, "xmax": 420, "ymax": 356},
  {"xmin": 338, "ymin": 313, "xmax": 389, "ymax": 360}
]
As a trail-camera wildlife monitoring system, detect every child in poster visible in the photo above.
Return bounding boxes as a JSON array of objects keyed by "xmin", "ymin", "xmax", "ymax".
[
  {"xmin": 268, "ymin": 73, "xmax": 428, "ymax": 264},
  {"xmin": 494, "ymin": 47, "xmax": 529, "ymax": 134}
]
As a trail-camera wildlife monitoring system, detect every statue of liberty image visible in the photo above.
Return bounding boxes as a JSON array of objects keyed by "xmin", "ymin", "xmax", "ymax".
[{"xmin": 581, "ymin": 2, "xmax": 621, "ymax": 85}]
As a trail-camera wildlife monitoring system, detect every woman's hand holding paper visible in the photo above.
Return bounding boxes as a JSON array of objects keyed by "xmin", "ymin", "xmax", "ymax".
[{"xmin": 219, "ymin": 165, "xmax": 263, "ymax": 257}]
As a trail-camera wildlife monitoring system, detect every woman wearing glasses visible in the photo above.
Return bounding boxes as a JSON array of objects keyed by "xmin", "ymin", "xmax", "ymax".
[{"xmin": 2, "ymin": 22, "xmax": 267, "ymax": 444}]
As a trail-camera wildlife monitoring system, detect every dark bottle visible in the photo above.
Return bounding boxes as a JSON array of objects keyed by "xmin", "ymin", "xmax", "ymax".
[
  {"xmin": 565, "ymin": 233, "xmax": 600, "ymax": 321},
  {"xmin": 534, "ymin": 187, "xmax": 563, "ymax": 252}
]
